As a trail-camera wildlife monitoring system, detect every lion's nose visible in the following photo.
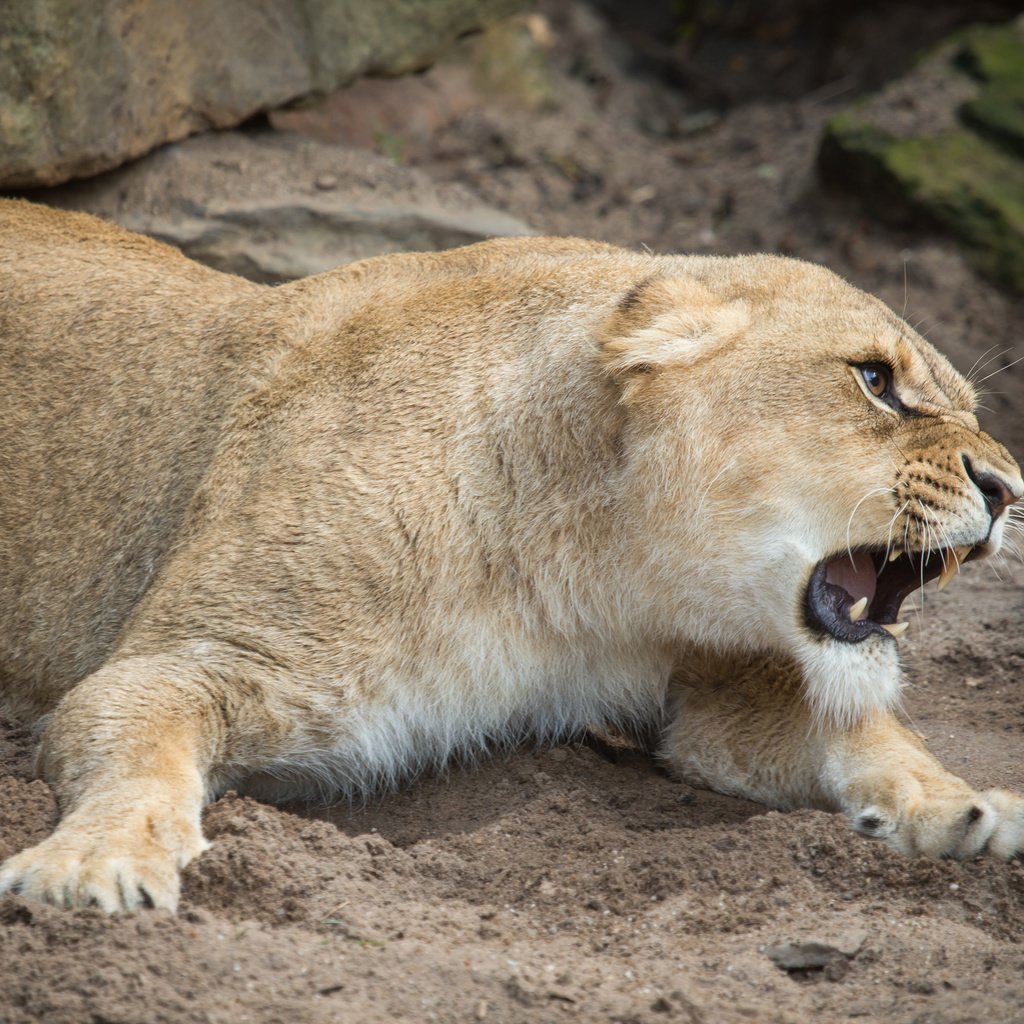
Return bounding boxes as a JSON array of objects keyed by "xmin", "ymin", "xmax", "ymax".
[{"xmin": 962, "ymin": 455, "xmax": 1020, "ymax": 520}]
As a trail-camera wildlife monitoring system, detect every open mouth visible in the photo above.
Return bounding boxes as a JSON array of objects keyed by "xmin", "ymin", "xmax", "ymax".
[{"xmin": 804, "ymin": 543, "xmax": 976, "ymax": 643}]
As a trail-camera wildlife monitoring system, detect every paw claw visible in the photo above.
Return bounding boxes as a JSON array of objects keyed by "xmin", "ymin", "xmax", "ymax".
[
  {"xmin": 0, "ymin": 808, "xmax": 200, "ymax": 912},
  {"xmin": 0, "ymin": 872, "xmax": 22, "ymax": 898},
  {"xmin": 852, "ymin": 805, "xmax": 894, "ymax": 839},
  {"xmin": 848, "ymin": 787, "xmax": 1024, "ymax": 860},
  {"xmin": 980, "ymin": 789, "xmax": 1024, "ymax": 860}
]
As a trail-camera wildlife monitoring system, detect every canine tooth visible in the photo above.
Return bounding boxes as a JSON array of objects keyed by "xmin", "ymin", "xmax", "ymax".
[
  {"xmin": 882, "ymin": 622, "xmax": 909, "ymax": 638},
  {"xmin": 936, "ymin": 558, "xmax": 959, "ymax": 592},
  {"xmin": 888, "ymin": 548, "xmax": 902, "ymax": 562},
  {"xmin": 955, "ymin": 544, "xmax": 973, "ymax": 564},
  {"xmin": 849, "ymin": 597, "xmax": 868, "ymax": 622}
]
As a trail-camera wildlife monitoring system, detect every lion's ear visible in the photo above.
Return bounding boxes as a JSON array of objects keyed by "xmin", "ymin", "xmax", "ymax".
[{"xmin": 599, "ymin": 275, "xmax": 750, "ymax": 385}]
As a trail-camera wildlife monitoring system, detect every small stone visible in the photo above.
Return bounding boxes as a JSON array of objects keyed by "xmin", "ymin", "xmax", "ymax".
[
  {"xmin": 765, "ymin": 930, "xmax": 868, "ymax": 971},
  {"xmin": 315, "ymin": 174, "xmax": 339, "ymax": 191},
  {"xmin": 823, "ymin": 958, "xmax": 850, "ymax": 982}
]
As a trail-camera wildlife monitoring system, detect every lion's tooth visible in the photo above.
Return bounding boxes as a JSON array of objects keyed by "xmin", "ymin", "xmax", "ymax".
[
  {"xmin": 888, "ymin": 548, "xmax": 902, "ymax": 562},
  {"xmin": 937, "ymin": 545, "xmax": 974, "ymax": 591},
  {"xmin": 936, "ymin": 558, "xmax": 959, "ymax": 592},
  {"xmin": 882, "ymin": 622, "xmax": 909, "ymax": 638},
  {"xmin": 849, "ymin": 597, "xmax": 868, "ymax": 622}
]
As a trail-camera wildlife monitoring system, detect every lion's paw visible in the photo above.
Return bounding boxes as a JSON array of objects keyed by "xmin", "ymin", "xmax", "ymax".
[
  {"xmin": 979, "ymin": 789, "xmax": 1024, "ymax": 859},
  {"xmin": 850, "ymin": 788, "xmax": 1024, "ymax": 860},
  {"xmin": 0, "ymin": 807, "xmax": 209, "ymax": 912}
]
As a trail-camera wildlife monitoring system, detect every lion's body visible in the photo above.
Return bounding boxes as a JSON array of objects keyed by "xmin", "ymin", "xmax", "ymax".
[{"xmin": 0, "ymin": 198, "xmax": 1021, "ymax": 912}]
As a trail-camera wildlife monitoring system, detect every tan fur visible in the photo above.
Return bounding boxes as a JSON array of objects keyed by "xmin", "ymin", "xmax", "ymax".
[{"xmin": 0, "ymin": 198, "xmax": 1021, "ymax": 912}]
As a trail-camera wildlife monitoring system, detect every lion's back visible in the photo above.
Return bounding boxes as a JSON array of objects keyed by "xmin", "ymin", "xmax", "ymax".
[{"xmin": 0, "ymin": 201, "xmax": 266, "ymax": 712}]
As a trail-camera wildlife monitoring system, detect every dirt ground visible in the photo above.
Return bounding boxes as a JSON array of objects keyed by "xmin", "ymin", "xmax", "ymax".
[{"xmin": 2, "ymin": 4, "xmax": 1024, "ymax": 1022}]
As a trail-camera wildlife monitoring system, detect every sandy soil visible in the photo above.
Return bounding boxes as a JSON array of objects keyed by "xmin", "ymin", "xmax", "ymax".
[{"xmin": 2, "ymin": 4, "xmax": 1023, "ymax": 1022}]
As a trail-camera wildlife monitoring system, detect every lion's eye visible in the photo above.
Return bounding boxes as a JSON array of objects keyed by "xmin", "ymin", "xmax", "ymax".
[{"xmin": 860, "ymin": 364, "xmax": 891, "ymax": 398}]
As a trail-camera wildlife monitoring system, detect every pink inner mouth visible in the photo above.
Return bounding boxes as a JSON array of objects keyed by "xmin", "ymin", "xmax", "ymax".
[
  {"xmin": 806, "ymin": 545, "xmax": 972, "ymax": 643},
  {"xmin": 824, "ymin": 551, "xmax": 878, "ymax": 606}
]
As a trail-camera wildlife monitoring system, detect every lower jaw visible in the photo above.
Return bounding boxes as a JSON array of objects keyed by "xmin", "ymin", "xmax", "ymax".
[{"xmin": 796, "ymin": 636, "xmax": 903, "ymax": 726}]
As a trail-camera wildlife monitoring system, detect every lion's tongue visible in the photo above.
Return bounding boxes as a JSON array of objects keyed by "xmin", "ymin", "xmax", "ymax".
[{"xmin": 824, "ymin": 551, "xmax": 877, "ymax": 606}]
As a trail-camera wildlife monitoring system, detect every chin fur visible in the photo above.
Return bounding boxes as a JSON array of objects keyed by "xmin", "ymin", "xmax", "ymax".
[{"xmin": 796, "ymin": 634, "xmax": 902, "ymax": 728}]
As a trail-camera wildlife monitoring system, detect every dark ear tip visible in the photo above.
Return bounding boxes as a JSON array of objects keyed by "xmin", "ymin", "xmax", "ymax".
[
  {"xmin": 617, "ymin": 278, "xmax": 654, "ymax": 314},
  {"xmin": 600, "ymin": 277, "xmax": 658, "ymax": 349}
]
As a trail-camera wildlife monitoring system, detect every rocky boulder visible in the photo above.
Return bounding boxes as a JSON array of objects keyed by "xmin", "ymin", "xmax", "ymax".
[
  {"xmin": 819, "ymin": 19, "xmax": 1024, "ymax": 293},
  {"xmin": 0, "ymin": 0, "xmax": 525, "ymax": 188},
  {"xmin": 43, "ymin": 130, "xmax": 535, "ymax": 282}
]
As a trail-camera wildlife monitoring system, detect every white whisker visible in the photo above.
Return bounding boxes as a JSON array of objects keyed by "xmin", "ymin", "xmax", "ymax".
[
  {"xmin": 964, "ymin": 345, "xmax": 1008, "ymax": 387},
  {"xmin": 972, "ymin": 351, "xmax": 1024, "ymax": 387},
  {"xmin": 846, "ymin": 486, "xmax": 896, "ymax": 566},
  {"xmin": 883, "ymin": 500, "xmax": 910, "ymax": 564},
  {"xmin": 692, "ymin": 460, "xmax": 736, "ymax": 521},
  {"xmin": 986, "ymin": 558, "xmax": 1007, "ymax": 582}
]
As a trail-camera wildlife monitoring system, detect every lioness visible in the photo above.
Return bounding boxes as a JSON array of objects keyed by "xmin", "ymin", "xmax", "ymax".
[{"xmin": 0, "ymin": 199, "xmax": 1021, "ymax": 913}]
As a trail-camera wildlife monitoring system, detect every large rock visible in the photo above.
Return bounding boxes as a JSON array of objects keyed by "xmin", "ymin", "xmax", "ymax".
[
  {"xmin": 0, "ymin": 0, "xmax": 525, "ymax": 188},
  {"xmin": 43, "ymin": 130, "xmax": 535, "ymax": 282},
  {"xmin": 268, "ymin": 13, "xmax": 557, "ymax": 161},
  {"xmin": 819, "ymin": 19, "xmax": 1024, "ymax": 294}
]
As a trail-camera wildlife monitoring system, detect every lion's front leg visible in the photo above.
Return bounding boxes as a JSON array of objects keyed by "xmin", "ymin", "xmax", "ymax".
[
  {"xmin": 0, "ymin": 654, "xmax": 249, "ymax": 912},
  {"xmin": 662, "ymin": 652, "xmax": 1024, "ymax": 860},
  {"xmin": 821, "ymin": 712, "xmax": 1024, "ymax": 859}
]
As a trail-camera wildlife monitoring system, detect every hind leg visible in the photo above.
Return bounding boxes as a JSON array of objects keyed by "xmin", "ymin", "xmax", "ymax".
[{"xmin": 663, "ymin": 651, "xmax": 1024, "ymax": 859}]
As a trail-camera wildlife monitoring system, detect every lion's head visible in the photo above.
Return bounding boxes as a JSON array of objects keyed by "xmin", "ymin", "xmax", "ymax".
[{"xmin": 599, "ymin": 253, "xmax": 1021, "ymax": 723}]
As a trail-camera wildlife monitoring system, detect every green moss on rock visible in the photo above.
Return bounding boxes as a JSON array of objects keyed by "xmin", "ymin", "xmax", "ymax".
[
  {"xmin": 888, "ymin": 132, "xmax": 1024, "ymax": 292},
  {"xmin": 819, "ymin": 116, "xmax": 912, "ymax": 225},
  {"xmin": 957, "ymin": 24, "xmax": 1024, "ymax": 156},
  {"xmin": 957, "ymin": 22, "xmax": 1024, "ymax": 83},
  {"xmin": 819, "ymin": 19, "xmax": 1024, "ymax": 294}
]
